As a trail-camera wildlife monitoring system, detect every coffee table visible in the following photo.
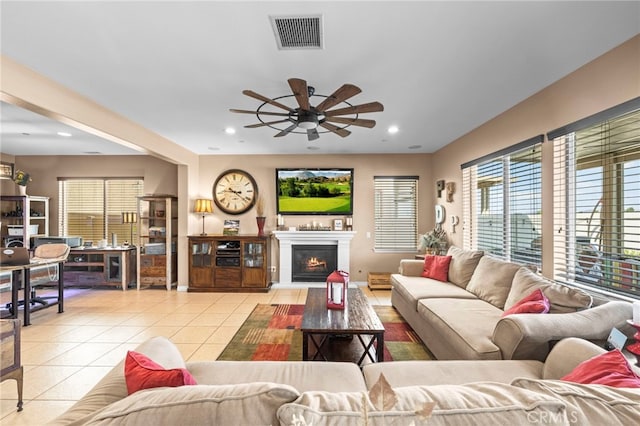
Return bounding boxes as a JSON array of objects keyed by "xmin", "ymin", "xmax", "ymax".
[{"xmin": 301, "ymin": 287, "xmax": 385, "ymax": 365}]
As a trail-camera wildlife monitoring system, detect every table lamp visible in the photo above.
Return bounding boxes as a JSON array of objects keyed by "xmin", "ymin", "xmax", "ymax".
[{"xmin": 194, "ymin": 199, "xmax": 213, "ymax": 236}]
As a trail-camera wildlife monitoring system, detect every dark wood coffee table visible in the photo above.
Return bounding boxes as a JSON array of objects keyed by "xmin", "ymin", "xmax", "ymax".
[{"xmin": 301, "ymin": 287, "xmax": 385, "ymax": 365}]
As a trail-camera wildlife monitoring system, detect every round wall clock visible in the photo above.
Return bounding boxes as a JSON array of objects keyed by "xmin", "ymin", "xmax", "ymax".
[{"xmin": 213, "ymin": 169, "xmax": 258, "ymax": 215}]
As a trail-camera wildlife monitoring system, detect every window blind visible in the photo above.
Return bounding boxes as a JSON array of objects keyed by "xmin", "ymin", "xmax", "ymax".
[
  {"xmin": 551, "ymin": 102, "xmax": 640, "ymax": 297},
  {"xmin": 58, "ymin": 178, "xmax": 143, "ymax": 243},
  {"xmin": 462, "ymin": 136, "xmax": 542, "ymax": 268},
  {"xmin": 374, "ymin": 176, "xmax": 418, "ymax": 252}
]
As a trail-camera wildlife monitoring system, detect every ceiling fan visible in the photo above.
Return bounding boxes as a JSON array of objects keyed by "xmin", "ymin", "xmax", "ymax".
[{"xmin": 230, "ymin": 78, "xmax": 384, "ymax": 141}]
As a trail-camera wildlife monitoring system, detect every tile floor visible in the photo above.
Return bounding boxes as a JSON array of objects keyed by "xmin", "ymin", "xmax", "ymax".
[{"xmin": 0, "ymin": 284, "xmax": 391, "ymax": 425}]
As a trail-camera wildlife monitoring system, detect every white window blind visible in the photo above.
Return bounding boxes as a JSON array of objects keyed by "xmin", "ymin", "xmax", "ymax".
[
  {"xmin": 58, "ymin": 178, "xmax": 143, "ymax": 243},
  {"xmin": 461, "ymin": 136, "xmax": 543, "ymax": 268},
  {"xmin": 374, "ymin": 176, "xmax": 418, "ymax": 252},
  {"xmin": 550, "ymin": 98, "xmax": 640, "ymax": 297}
]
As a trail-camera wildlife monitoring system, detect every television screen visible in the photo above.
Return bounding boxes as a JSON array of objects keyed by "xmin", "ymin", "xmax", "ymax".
[{"xmin": 276, "ymin": 168, "xmax": 353, "ymax": 215}]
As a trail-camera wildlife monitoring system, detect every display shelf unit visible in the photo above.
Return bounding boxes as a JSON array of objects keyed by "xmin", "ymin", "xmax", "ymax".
[
  {"xmin": 188, "ymin": 235, "xmax": 271, "ymax": 292},
  {"xmin": 0, "ymin": 196, "xmax": 49, "ymax": 249},
  {"xmin": 64, "ymin": 247, "xmax": 136, "ymax": 290},
  {"xmin": 137, "ymin": 195, "xmax": 177, "ymax": 290}
]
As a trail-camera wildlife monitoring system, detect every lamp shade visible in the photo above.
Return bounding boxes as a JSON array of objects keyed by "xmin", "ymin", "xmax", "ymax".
[
  {"xmin": 194, "ymin": 198, "xmax": 213, "ymax": 214},
  {"xmin": 122, "ymin": 212, "xmax": 138, "ymax": 223}
]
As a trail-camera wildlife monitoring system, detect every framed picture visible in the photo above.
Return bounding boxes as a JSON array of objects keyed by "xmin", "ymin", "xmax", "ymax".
[
  {"xmin": 0, "ymin": 162, "xmax": 14, "ymax": 180},
  {"xmin": 333, "ymin": 219, "xmax": 343, "ymax": 231},
  {"xmin": 223, "ymin": 219, "xmax": 240, "ymax": 235}
]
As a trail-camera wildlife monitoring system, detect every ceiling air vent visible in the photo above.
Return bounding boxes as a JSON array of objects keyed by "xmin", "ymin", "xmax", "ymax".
[{"xmin": 270, "ymin": 15, "xmax": 323, "ymax": 50}]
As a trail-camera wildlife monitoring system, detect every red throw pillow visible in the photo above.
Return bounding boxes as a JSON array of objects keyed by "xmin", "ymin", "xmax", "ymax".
[
  {"xmin": 561, "ymin": 349, "xmax": 640, "ymax": 388},
  {"xmin": 421, "ymin": 255, "xmax": 452, "ymax": 282},
  {"xmin": 124, "ymin": 350, "xmax": 197, "ymax": 395},
  {"xmin": 502, "ymin": 289, "xmax": 550, "ymax": 317}
]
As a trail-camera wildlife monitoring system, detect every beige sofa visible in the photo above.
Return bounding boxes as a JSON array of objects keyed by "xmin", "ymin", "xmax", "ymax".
[
  {"xmin": 391, "ymin": 246, "xmax": 634, "ymax": 361},
  {"xmin": 50, "ymin": 336, "xmax": 640, "ymax": 425}
]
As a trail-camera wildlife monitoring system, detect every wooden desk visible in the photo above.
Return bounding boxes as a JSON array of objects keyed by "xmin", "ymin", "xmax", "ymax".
[
  {"xmin": 66, "ymin": 247, "xmax": 136, "ymax": 290},
  {"xmin": 0, "ymin": 260, "xmax": 64, "ymax": 326}
]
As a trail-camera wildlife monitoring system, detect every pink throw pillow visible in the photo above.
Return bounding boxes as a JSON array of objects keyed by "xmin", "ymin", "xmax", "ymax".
[
  {"xmin": 501, "ymin": 289, "xmax": 550, "ymax": 317},
  {"xmin": 561, "ymin": 349, "xmax": 640, "ymax": 388},
  {"xmin": 124, "ymin": 350, "xmax": 197, "ymax": 395},
  {"xmin": 421, "ymin": 255, "xmax": 452, "ymax": 282}
]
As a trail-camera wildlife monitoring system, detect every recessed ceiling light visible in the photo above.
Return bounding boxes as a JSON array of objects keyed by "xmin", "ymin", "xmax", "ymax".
[
  {"xmin": 22, "ymin": 132, "xmax": 30, "ymax": 136},
  {"xmin": 57, "ymin": 131, "xmax": 72, "ymax": 137},
  {"xmin": 83, "ymin": 151, "xmax": 101, "ymax": 155},
  {"xmin": 408, "ymin": 145, "xmax": 422, "ymax": 150},
  {"xmin": 307, "ymin": 146, "xmax": 320, "ymax": 150},
  {"xmin": 224, "ymin": 127, "xmax": 236, "ymax": 135},
  {"xmin": 208, "ymin": 147, "xmax": 221, "ymax": 151},
  {"xmin": 387, "ymin": 126, "xmax": 399, "ymax": 134}
]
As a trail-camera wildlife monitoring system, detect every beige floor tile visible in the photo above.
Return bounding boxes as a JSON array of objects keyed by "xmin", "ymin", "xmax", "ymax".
[
  {"xmin": 88, "ymin": 326, "xmax": 148, "ymax": 343},
  {"xmin": 37, "ymin": 366, "xmax": 113, "ymax": 400},
  {"xmin": 187, "ymin": 343, "xmax": 226, "ymax": 361},
  {"xmin": 222, "ymin": 312, "xmax": 251, "ymax": 326},
  {"xmin": 54, "ymin": 325, "xmax": 114, "ymax": 342},
  {"xmin": 170, "ymin": 326, "xmax": 215, "ymax": 343},
  {"xmin": 20, "ymin": 325, "xmax": 77, "ymax": 342},
  {"xmin": 127, "ymin": 326, "xmax": 181, "ymax": 343},
  {"xmin": 154, "ymin": 313, "xmax": 199, "ymax": 326},
  {"xmin": 205, "ymin": 303, "xmax": 241, "ymax": 314},
  {"xmin": 173, "ymin": 343, "xmax": 202, "ymax": 361},
  {"xmin": 0, "ymin": 365, "xmax": 81, "ymax": 400},
  {"xmin": 190, "ymin": 312, "xmax": 231, "ymax": 326},
  {"xmin": 205, "ymin": 325, "xmax": 241, "ymax": 344},
  {"xmin": 0, "ymin": 399, "xmax": 75, "ymax": 425},
  {"xmin": 89, "ymin": 342, "xmax": 141, "ymax": 366},
  {"xmin": 21, "ymin": 342, "xmax": 81, "ymax": 366},
  {"xmin": 43, "ymin": 342, "xmax": 121, "ymax": 366}
]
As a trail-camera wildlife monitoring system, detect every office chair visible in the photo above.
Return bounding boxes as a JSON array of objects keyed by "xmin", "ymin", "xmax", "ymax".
[{"xmin": 5, "ymin": 243, "xmax": 70, "ymax": 314}]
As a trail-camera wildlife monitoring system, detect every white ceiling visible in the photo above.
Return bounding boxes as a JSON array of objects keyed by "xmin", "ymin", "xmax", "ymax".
[{"xmin": 1, "ymin": 1, "xmax": 639, "ymax": 157}]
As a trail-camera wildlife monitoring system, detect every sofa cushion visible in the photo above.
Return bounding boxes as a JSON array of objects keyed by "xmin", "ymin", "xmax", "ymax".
[
  {"xmin": 446, "ymin": 246, "xmax": 484, "ymax": 288},
  {"xmin": 391, "ymin": 274, "xmax": 477, "ymax": 311},
  {"xmin": 186, "ymin": 360, "xmax": 367, "ymax": 393},
  {"xmin": 125, "ymin": 350, "xmax": 197, "ymax": 395},
  {"xmin": 505, "ymin": 267, "xmax": 593, "ymax": 313},
  {"xmin": 85, "ymin": 383, "xmax": 299, "ymax": 426},
  {"xmin": 512, "ymin": 378, "xmax": 640, "ymax": 426},
  {"xmin": 418, "ymin": 298, "xmax": 503, "ymax": 359},
  {"xmin": 560, "ymin": 349, "xmax": 640, "ymax": 388},
  {"xmin": 421, "ymin": 255, "xmax": 452, "ymax": 282},
  {"xmin": 466, "ymin": 256, "xmax": 521, "ymax": 309},
  {"xmin": 277, "ymin": 383, "xmax": 568, "ymax": 425},
  {"xmin": 501, "ymin": 289, "xmax": 550, "ymax": 317}
]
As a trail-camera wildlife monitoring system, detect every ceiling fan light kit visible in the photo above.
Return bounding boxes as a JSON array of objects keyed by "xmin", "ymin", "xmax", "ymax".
[{"xmin": 230, "ymin": 78, "xmax": 383, "ymax": 141}]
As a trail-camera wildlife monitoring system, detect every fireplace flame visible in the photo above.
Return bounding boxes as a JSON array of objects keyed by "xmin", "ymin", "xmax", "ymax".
[{"xmin": 305, "ymin": 256, "xmax": 327, "ymax": 271}]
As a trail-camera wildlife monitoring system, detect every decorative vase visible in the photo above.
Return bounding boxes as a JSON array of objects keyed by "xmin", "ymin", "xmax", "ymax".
[
  {"xmin": 256, "ymin": 216, "xmax": 266, "ymax": 237},
  {"xmin": 18, "ymin": 185, "xmax": 27, "ymax": 196}
]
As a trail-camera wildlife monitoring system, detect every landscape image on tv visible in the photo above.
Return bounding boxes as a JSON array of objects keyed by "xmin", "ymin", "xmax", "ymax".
[{"xmin": 276, "ymin": 168, "xmax": 353, "ymax": 215}]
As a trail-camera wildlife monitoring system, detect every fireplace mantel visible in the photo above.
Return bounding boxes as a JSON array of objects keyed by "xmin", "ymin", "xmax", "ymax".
[{"xmin": 273, "ymin": 231, "xmax": 356, "ymax": 284}]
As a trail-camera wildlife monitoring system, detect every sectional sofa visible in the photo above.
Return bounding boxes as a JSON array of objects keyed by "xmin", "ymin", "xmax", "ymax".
[
  {"xmin": 49, "ymin": 336, "xmax": 640, "ymax": 425},
  {"xmin": 391, "ymin": 246, "xmax": 634, "ymax": 361}
]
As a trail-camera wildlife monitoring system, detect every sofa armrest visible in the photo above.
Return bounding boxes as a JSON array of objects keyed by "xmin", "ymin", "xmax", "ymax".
[
  {"xmin": 398, "ymin": 259, "xmax": 424, "ymax": 276},
  {"xmin": 541, "ymin": 337, "xmax": 606, "ymax": 380},
  {"xmin": 492, "ymin": 301, "xmax": 632, "ymax": 361}
]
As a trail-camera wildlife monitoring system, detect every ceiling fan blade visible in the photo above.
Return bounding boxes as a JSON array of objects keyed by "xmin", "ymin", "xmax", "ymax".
[
  {"xmin": 319, "ymin": 122, "xmax": 351, "ymax": 138},
  {"xmin": 324, "ymin": 101, "xmax": 384, "ymax": 117},
  {"xmin": 287, "ymin": 78, "xmax": 311, "ymax": 111},
  {"xmin": 307, "ymin": 129, "xmax": 319, "ymax": 141},
  {"xmin": 244, "ymin": 119, "xmax": 292, "ymax": 129},
  {"xmin": 324, "ymin": 116, "xmax": 376, "ymax": 128},
  {"xmin": 274, "ymin": 123, "xmax": 298, "ymax": 138},
  {"xmin": 230, "ymin": 109, "xmax": 290, "ymax": 117},
  {"xmin": 242, "ymin": 90, "xmax": 295, "ymax": 112},
  {"xmin": 315, "ymin": 84, "xmax": 362, "ymax": 112}
]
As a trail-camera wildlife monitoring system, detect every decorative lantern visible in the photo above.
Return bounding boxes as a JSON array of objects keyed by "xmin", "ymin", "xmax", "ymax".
[{"xmin": 326, "ymin": 270, "xmax": 349, "ymax": 310}]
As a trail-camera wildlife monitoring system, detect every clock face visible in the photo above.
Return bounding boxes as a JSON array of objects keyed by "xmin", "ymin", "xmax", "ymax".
[{"xmin": 213, "ymin": 169, "xmax": 258, "ymax": 215}]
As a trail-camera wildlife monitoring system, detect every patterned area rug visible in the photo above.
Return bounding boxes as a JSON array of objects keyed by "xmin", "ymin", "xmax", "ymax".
[{"xmin": 217, "ymin": 304, "xmax": 433, "ymax": 362}]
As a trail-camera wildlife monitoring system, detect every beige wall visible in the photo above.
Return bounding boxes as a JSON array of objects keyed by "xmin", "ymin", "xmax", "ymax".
[{"xmin": 431, "ymin": 34, "xmax": 640, "ymax": 277}]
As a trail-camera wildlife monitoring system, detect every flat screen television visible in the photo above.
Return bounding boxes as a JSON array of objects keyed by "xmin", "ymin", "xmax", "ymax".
[{"xmin": 276, "ymin": 168, "xmax": 353, "ymax": 215}]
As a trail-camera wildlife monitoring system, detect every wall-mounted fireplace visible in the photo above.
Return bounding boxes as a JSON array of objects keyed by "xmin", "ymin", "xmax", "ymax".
[{"xmin": 292, "ymin": 245, "xmax": 337, "ymax": 282}]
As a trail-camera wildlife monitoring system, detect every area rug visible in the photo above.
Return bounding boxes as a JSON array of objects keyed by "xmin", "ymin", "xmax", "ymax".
[{"xmin": 217, "ymin": 304, "xmax": 433, "ymax": 362}]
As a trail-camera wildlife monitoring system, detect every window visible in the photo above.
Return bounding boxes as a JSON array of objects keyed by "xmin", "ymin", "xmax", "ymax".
[
  {"xmin": 374, "ymin": 176, "xmax": 418, "ymax": 252},
  {"xmin": 462, "ymin": 136, "xmax": 543, "ymax": 268},
  {"xmin": 550, "ymin": 98, "xmax": 640, "ymax": 297},
  {"xmin": 58, "ymin": 178, "xmax": 143, "ymax": 243}
]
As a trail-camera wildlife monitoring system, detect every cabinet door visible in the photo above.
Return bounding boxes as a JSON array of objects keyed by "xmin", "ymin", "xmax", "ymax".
[
  {"xmin": 242, "ymin": 241, "xmax": 266, "ymax": 287},
  {"xmin": 189, "ymin": 240, "xmax": 214, "ymax": 288}
]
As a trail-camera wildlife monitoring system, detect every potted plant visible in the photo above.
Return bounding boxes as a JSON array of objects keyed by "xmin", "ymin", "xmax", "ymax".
[
  {"xmin": 418, "ymin": 226, "xmax": 447, "ymax": 255},
  {"xmin": 13, "ymin": 170, "xmax": 31, "ymax": 195}
]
